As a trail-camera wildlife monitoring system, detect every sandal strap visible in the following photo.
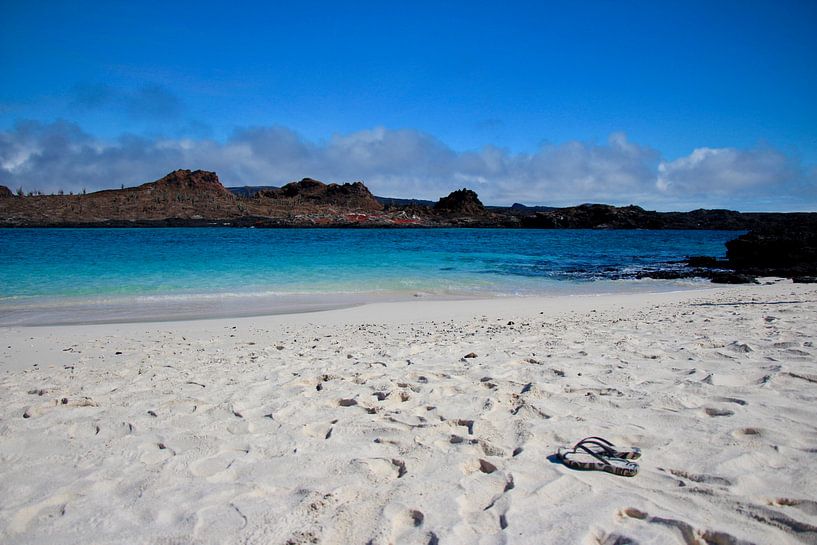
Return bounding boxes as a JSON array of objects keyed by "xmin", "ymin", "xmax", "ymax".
[
  {"xmin": 574, "ymin": 438, "xmax": 617, "ymax": 457},
  {"xmin": 573, "ymin": 443, "xmax": 615, "ymax": 466},
  {"xmin": 575, "ymin": 436, "xmax": 616, "ymax": 449}
]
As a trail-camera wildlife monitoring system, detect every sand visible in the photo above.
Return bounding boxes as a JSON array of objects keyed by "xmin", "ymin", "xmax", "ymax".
[{"xmin": 1, "ymin": 282, "xmax": 816, "ymax": 545}]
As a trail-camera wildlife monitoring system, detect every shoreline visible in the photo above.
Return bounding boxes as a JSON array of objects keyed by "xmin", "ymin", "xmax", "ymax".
[
  {"xmin": 0, "ymin": 277, "xmax": 719, "ymax": 328},
  {"xmin": 0, "ymin": 282, "xmax": 772, "ymax": 372},
  {"xmin": 2, "ymin": 282, "xmax": 816, "ymax": 544}
]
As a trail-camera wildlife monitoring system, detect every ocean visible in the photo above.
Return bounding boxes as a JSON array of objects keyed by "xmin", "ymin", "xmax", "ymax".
[{"xmin": 0, "ymin": 228, "xmax": 740, "ymax": 325}]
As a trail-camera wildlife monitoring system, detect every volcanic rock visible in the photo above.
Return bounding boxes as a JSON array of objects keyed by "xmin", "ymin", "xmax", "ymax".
[
  {"xmin": 434, "ymin": 189, "xmax": 486, "ymax": 216},
  {"xmin": 521, "ymin": 204, "xmax": 663, "ymax": 229},
  {"xmin": 709, "ymin": 272, "xmax": 759, "ymax": 284},
  {"xmin": 147, "ymin": 169, "xmax": 232, "ymax": 195},
  {"xmin": 0, "ymin": 185, "xmax": 12, "ymax": 198},
  {"xmin": 257, "ymin": 178, "xmax": 382, "ymax": 211},
  {"xmin": 687, "ymin": 256, "xmax": 721, "ymax": 268},
  {"xmin": 726, "ymin": 222, "xmax": 817, "ymax": 276}
]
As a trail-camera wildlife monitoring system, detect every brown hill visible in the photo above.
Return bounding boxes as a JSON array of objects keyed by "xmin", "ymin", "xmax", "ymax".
[
  {"xmin": 0, "ymin": 171, "xmax": 392, "ymax": 226},
  {"xmin": 0, "ymin": 170, "xmax": 242, "ymax": 225},
  {"xmin": 0, "ymin": 185, "xmax": 13, "ymax": 198}
]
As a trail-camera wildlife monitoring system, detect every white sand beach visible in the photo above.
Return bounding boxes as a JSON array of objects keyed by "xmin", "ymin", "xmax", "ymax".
[{"xmin": 1, "ymin": 282, "xmax": 816, "ymax": 545}]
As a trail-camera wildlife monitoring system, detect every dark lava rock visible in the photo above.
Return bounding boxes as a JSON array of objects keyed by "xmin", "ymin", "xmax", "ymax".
[
  {"xmin": 0, "ymin": 185, "xmax": 12, "ymax": 198},
  {"xmin": 635, "ymin": 270, "xmax": 692, "ymax": 280},
  {"xmin": 687, "ymin": 255, "xmax": 720, "ymax": 268},
  {"xmin": 434, "ymin": 189, "xmax": 486, "ymax": 216},
  {"xmin": 726, "ymin": 223, "xmax": 817, "ymax": 277},
  {"xmin": 258, "ymin": 178, "xmax": 382, "ymax": 211},
  {"xmin": 521, "ymin": 204, "xmax": 664, "ymax": 229},
  {"xmin": 792, "ymin": 276, "xmax": 817, "ymax": 284},
  {"xmin": 709, "ymin": 272, "xmax": 759, "ymax": 284},
  {"xmin": 517, "ymin": 205, "xmax": 817, "ymax": 231},
  {"xmin": 665, "ymin": 208, "xmax": 748, "ymax": 229}
]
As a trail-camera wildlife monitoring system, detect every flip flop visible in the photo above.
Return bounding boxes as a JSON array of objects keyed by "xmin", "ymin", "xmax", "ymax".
[
  {"xmin": 557, "ymin": 445, "xmax": 639, "ymax": 477},
  {"xmin": 573, "ymin": 436, "xmax": 641, "ymax": 460}
]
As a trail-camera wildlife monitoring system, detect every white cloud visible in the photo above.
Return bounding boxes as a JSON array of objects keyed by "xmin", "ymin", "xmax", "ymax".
[
  {"xmin": 657, "ymin": 146, "xmax": 797, "ymax": 196},
  {"xmin": 0, "ymin": 120, "xmax": 813, "ymax": 210}
]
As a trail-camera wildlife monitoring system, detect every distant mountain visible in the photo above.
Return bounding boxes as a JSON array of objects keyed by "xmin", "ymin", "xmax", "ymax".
[
  {"xmin": 230, "ymin": 186, "xmax": 558, "ymax": 212},
  {"xmin": 505, "ymin": 202, "xmax": 557, "ymax": 213},
  {"xmin": 255, "ymin": 178, "xmax": 383, "ymax": 211},
  {"xmin": 228, "ymin": 185, "xmax": 279, "ymax": 197},
  {"xmin": 376, "ymin": 196, "xmax": 436, "ymax": 207},
  {"xmin": 231, "ymin": 187, "xmax": 437, "ymax": 209},
  {"xmin": 2, "ymin": 169, "xmax": 816, "ymax": 236},
  {"xmin": 232, "ymin": 181, "xmax": 399, "ymax": 211}
]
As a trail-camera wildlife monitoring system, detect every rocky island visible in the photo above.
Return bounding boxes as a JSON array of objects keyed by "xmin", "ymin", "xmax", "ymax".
[
  {"xmin": 1, "ymin": 168, "xmax": 814, "ymax": 231},
  {"xmin": 2, "ymin": 169, "xmax": 816, "ymax": 281}
]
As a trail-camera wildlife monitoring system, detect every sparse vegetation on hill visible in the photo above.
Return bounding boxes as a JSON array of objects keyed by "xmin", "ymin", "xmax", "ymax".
[{"xmin": 2, "ymin": 168, "xmax": 816, "ymax": 279}]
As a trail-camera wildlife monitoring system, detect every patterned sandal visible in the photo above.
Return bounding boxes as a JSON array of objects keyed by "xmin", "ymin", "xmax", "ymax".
[
  {"xmin": 573, "ymin": 436, "xmax": 641, "ymax": 460},
  {"xmin": 557, "ymin": 444, "xmax": 639, "ymax": 477}
]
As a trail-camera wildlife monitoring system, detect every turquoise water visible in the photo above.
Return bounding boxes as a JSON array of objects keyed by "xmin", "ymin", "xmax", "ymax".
[{"xmin": 0, "ymin": 228, "xmax": 739, "ymax": 324}]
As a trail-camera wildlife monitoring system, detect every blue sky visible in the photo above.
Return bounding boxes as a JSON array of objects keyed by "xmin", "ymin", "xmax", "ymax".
[{"xmin": 1, "ymin": 0, "xmax": 816, "ymax": 210}]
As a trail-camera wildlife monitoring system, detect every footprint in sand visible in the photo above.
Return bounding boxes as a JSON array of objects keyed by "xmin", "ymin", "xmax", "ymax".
[
  {"xmin": 733, "ymin": 427, "xmax": 763, "ymax": 439},
  {"xmin": 138, "ymin": 441, "xmax": 175, "ymax": 464},
  {"xmin": 617, "ymin": 507, "xmax": 744, "ymax": 545},
  {"xmin": 7, "ymin": 492, "xmax": 74, "ymax": 534},
  {"xmin": 302, "ymin": 422, "xmax": 334, "ymax": 440},
  {"xmin": 65, "ymin": 420, "xmax": 103, "ymax": 438},
  {"xmin": 383, "ymin": 504, "xmax": 430, "ymax": 545},
  {"xmin": 353, "ymin": 458, "xmax": 407, "ymax": 481},
  {"xmin": 662, "ymin": 468, "xmax": 733, "ymax": 487},
  {"xmin": 769, "ymin": 498, "xmax": 817, "ymax": 517},
  {"xmin": 453, "ymin": 459, "xmax": 515, "ymax": 536},
  {"xmin": 715, "ymin": 396, "xmax": 747, "ymax": 406},
  {"xmin": 189, "ymin": 451, "xmax": 244, "ymax": 480},
  {"xmin": 782, "ymin": 371, "xmax": 817, "ymax": 384},
  {"xmin": 193, "ymin": 503, "xmax": 248, "ymax": 539},
  {"xmin": 702, "ymin": 407, "xmax": 735, "ymax": 417}
]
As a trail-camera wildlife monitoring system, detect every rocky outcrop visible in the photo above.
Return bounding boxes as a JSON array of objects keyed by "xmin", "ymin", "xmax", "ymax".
[
  {"xmin": 662, "ymin": 208, "xmax": 748, "ymax": 230},
  {"xmin": 521, "ymin": 204, "xmax": 663, "ymax": 229},
  {"xmin": 434, "ymin": 188, "xmax": 486, "ymax": 216},
  {"xmin": 516, "ymin": 204, "xmax": 817, "ymax": 231},
  {"xmin": 708, "ymin": 272, "xmax": 759, "ymax": 284},
  {"xmin": 145, "ymin": 169, "xmax": 233, "ymax": 195},
  {"xmin": 257, "ymin": 178, "xmax": 383, "ymax": 211},
  {"xmin": 506, "ymin": 203, "xmax": 556, "ymax": 214},
  {"xmin": 0, "ymin": 185, "xmax": 13, "ymax": 198},
  {"xmin": 726, "ymin": 222, "xmax": 817, "ymax": 276}
]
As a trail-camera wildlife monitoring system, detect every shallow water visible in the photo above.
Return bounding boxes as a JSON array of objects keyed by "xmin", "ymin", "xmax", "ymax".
[{"xmin": 0, "ymin": 228, "xmax": 739, "ymax": 325}]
